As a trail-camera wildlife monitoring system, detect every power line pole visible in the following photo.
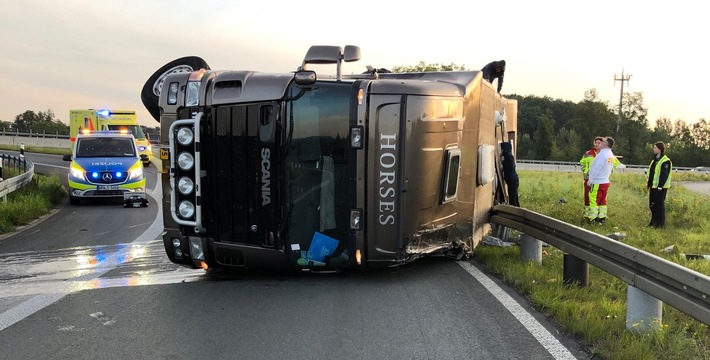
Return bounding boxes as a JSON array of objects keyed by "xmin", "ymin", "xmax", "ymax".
[{"xmin": 614, "ymin": 69, "xmax": 631, "ymax": 134}]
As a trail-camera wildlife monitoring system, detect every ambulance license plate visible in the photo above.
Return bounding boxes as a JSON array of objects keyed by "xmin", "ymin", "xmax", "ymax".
[{"xmin": 97, "ymin": 185, "xmax": 119, "ymax": 190}]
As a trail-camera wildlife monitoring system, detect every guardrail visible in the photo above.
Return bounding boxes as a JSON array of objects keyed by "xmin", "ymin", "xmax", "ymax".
[
  {"xmin": 0, "ymin": 154, "xmax": 34, "ymax": 201},
  {"xmin": 516, "ymin": 159, "xmax": 702, "ymax": 173},
  {"xmin": 0, "ymin": 129, "xmax": 70, "ymax": 139},
  {"xmin": 490, "ymin": 204, "xmax": 710, "ymax": 327}
]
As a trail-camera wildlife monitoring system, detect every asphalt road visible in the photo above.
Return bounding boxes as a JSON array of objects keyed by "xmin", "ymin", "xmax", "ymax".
[{"xmin": 0, "ymin": 152, "xmax": 594, "ymax": 359}]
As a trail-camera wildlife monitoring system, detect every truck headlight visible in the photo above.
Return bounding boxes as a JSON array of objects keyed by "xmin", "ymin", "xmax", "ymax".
[
  {"xmin": 189, "ymin": 236, "xmax": 205, "ymax": 260},
  {"xmin": 351, "ymin": 126, "xmax": 363, "ymax": 149},
  {"xmin": 178, "ymin": 176, "xmax": 194, "ymax": 195},
  {"xmin": 177, "ymin": 152, "xmax": 194, "ymax": 170},
  {"xmin": 350, "ymin": 209, "xmax": 363, "ymax": 230},
  {"xmin": 168, "ymin": 82, "xmax": 179, "ymax": 105},
  {"xmin": 177, "ymin": 128, "xmax": 194, "ymax": 146},
  {"xmin": 178, "ymin": 200, "xmax": 195, "ymax": 218}
]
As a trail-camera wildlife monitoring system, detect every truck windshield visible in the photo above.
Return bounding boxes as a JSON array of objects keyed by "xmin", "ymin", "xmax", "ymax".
[
  {"xmin": 284, "ymin": 82, "xmax": 352, "ymax": 263},
  {"xmin": 76, "ymin": 137, "xmax": 136, "ymax": 157}
]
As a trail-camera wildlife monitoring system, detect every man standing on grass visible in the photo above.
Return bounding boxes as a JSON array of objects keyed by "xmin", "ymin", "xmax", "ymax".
[
  {"xmin": 587, "ymin": 137, "xmax": 618, "ymax": 224},
  {"xmin": 647, "ymin": 141, "xmax": 672, "ymax": 228}
]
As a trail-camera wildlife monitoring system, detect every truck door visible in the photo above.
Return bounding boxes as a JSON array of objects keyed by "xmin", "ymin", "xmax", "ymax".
[{"xmin": 365, "ymin": 95, "xmax": 405, "ymax": 265}]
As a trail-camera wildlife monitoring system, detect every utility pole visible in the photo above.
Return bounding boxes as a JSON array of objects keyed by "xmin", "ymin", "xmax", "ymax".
[{"xmin": 614, "ymin": 69, "xmax": 631, "ymax": 134}]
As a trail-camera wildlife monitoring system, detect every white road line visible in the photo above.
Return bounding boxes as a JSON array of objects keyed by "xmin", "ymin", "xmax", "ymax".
[
  {"xmin": 32, "ymin": 162, "xmax": 67, "ymax": 169},
  {"xmin": 0, "ymin": 173, "xmax": 162, "ymax": 332},
  {"xmin": 458, "ymin": 261, "xmax": 577, "ymax": 360}
]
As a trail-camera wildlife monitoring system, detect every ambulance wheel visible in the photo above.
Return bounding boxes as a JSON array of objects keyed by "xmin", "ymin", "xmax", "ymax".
[{"xmin": 141, "ymin": 56, "xmax": 211, "ymax": 122}]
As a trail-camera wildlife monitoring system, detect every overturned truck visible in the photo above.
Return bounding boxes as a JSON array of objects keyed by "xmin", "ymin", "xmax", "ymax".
[{"xmin": 142, "ymin": 45, "xmax": 518, "ymax": 271}]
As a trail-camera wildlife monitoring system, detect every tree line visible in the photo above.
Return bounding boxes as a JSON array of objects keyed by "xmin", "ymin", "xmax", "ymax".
[
  {"xmin": 389, "ymin": 62, "xmax": 709, "ymax": 167},
  {"xmin": 0, "ymin": 110, "xmax": 160, "ymax": 137},
  {"xmin": 3, "ymin": 87, "xmax": 709, "ymax": 167},
  {"xmin": 510, "ymin": 89, "xmax": 710, "ymax": 167}
]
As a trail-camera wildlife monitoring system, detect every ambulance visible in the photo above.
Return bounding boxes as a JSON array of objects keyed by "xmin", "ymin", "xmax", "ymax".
[{"xmin": 69, "ymin": 109, "xmax": 152, "ymax": 166}]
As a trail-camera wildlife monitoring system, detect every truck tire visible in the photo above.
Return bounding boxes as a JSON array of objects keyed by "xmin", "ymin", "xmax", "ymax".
[{"xmin": 141, "ymin": 56, "xmax": 210, "ymax": 122}]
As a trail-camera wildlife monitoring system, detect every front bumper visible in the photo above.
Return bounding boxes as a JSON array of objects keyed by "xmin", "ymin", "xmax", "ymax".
[{"xmin": 68, "ymin": 178, "xmax": 146, "ymax": 199}]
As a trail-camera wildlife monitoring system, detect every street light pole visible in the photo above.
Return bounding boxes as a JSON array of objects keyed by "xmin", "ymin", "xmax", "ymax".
[{"xmin": 614, "ymin": 69, "xmax": 632, "ymax": 134}]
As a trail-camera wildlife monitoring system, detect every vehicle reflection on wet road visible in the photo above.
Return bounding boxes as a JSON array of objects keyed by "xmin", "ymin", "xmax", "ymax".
[{"xmin": 0, "ymin": 240, "xmax": 205, "ymax": 301}]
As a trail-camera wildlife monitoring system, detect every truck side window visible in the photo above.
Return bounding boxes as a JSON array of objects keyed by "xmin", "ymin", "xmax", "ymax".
[{"xmin": 442, "ymin": 148, "xmax": 461, "ymax": 203}]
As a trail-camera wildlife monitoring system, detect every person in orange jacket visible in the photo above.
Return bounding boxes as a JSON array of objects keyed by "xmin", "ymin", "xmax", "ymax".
[{"xmin": 579, "ymin": 137, "xmax": 604, "ymax": 220}]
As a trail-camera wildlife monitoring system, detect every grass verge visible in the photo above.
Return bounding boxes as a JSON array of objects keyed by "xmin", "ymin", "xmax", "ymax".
[
  {"xmin": 0, "ymin": 171, "xmax": 67, "ymax": 234},
  {"xmin": 0, "ymin": 144, "xmax": 71, "ymax": 156},
  {"xmin": 474, "ymin": 170, "xmax": 710, "ymax": 359}
]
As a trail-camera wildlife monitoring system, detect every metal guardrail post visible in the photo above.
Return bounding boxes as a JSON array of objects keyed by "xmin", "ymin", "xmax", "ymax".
[
  {"xmin": 520, "ymin": 234, "xmax": 542, "ymax": 264},
  {"xmin": 492, "ymin": 223, "xmax": 510, "ymax": 242},
  {"xmin": 626, "ymin": 285, "xmax": 662, "ymax": 332},
  {"xmin": 563, "ymin": 253, "xmax": 588, "ymax": 286}
]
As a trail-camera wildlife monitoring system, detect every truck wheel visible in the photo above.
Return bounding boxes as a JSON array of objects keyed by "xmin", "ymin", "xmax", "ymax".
[{"xmin": 141, "ymin": 56, "xmax": 210, "ymax": 122}]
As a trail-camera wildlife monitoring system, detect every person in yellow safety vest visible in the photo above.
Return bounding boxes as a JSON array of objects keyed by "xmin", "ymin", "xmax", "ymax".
[
  {"xmin": 579, "ymin": 137, "xmax": 604, "ymax": 220},
  {"xmin": 587, "ymin": 137, "xmax": 620, "ymax": 224},
  {"xmin": 646, "ymin": 141, "xmax": 672, "ymax": 228}
]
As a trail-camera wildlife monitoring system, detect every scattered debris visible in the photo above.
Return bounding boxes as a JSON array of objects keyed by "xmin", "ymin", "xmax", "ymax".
[
  {"xmin": 558, "ymin": 198, "xmax": 568, "ymax": 204},
  {"xmin": 482, "ymin": 235, "xmax": 516, "ymax": 247},
  {"xmin": 606, "ymin": 232, "xmax": 626, "ymax": 241},
  {"xmin": 685, "ymin": 254, "xmax": 710, "ymax": 261},
  {"xmin": 661, "ymin": 245, "xmax": 677, "ymax": 254}
]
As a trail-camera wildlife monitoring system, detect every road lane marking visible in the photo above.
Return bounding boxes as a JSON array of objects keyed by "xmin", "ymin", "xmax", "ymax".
[{"xmin": 458, "ymin": 261, "xmax": 577, "ymax": 360}]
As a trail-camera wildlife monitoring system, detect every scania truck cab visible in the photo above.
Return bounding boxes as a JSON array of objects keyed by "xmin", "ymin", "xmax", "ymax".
[{"xmin": 144, "ymin": 45, "xmax": 517, "ymax": 272}]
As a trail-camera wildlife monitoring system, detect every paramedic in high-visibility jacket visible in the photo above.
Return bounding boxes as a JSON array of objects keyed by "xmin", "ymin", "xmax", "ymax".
[
  {"xmin": 646, "ymin": 141, "xmax": 672, "ymax": 228},
  {"xmin": 587, "ymin": 137, "xmax": 618, "ymax": 224},
  {"xmin": 579, "ymin": 137, "xmax": 604, "ymax": 220}
]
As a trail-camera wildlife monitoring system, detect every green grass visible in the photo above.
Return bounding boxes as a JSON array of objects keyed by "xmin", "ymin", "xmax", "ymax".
[
  {"xmin": 0, "ymin": 171, "xmax": 67, "ymax": 234},
  {"xmin": 0, "ymin": 144, "xmax": 71, "ymax": 156},
  {"xmin": 0, "ymin": 145, "xmax": 69, "ymax": 233},
  {"xmin": 475, "ymin": 170, "xmax": 710, "ymax": 359}
]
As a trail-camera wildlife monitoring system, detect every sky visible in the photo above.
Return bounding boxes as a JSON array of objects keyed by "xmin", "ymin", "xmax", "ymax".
[{"xmin": 1, "ymin": 1, "xmax": 707, "ymax": 129}]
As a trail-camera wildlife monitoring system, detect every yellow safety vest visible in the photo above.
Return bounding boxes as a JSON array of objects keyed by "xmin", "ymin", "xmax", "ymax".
[{"xmin": 647, "ymin": 155, "xmax": 672, "ymax": 188}]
